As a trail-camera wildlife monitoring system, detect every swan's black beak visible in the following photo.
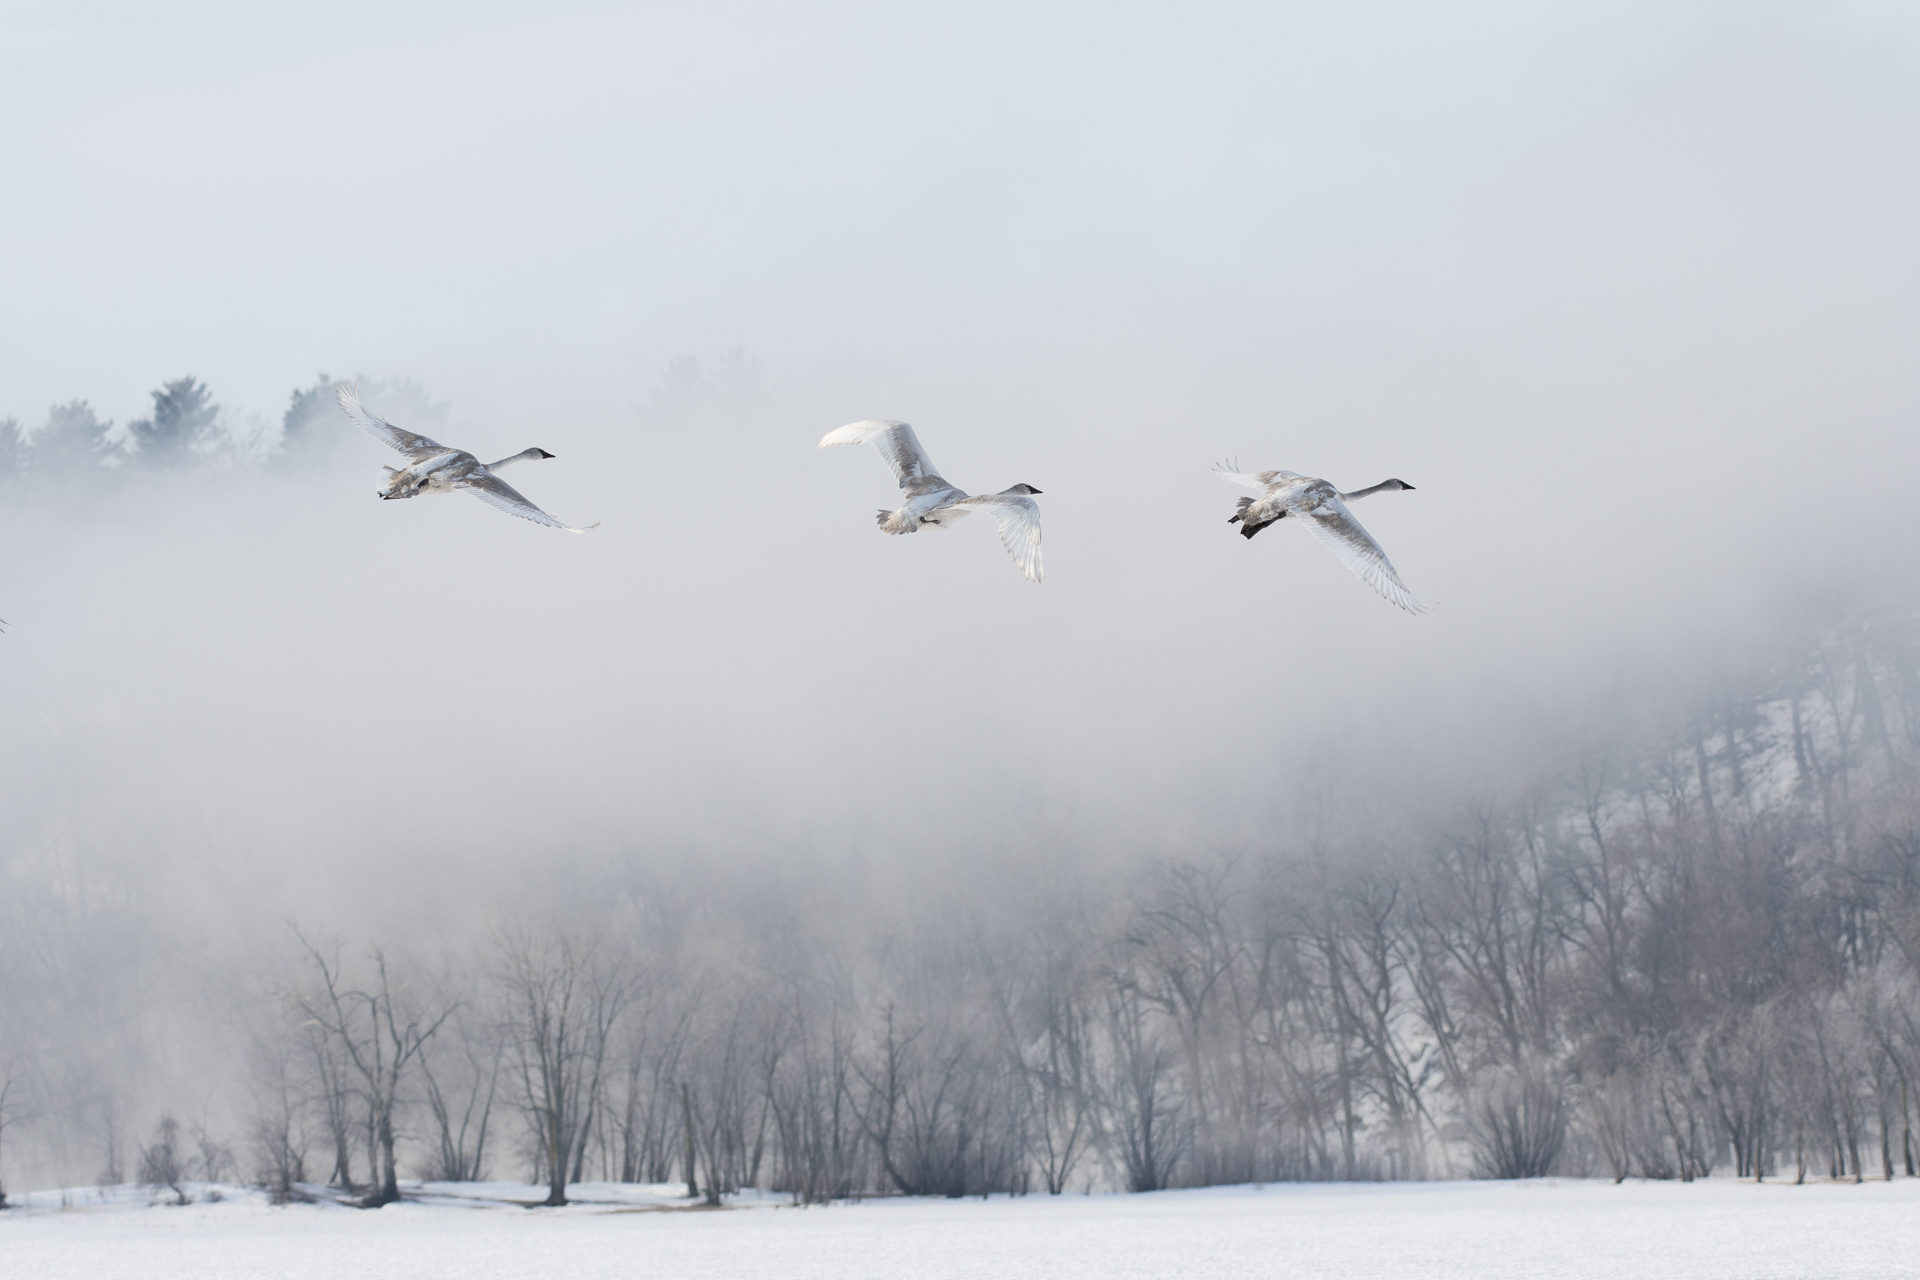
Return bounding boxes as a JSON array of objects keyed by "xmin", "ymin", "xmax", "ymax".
[
  {"xmin": 1029, "ymin": 487, "xmax": 1043, "ymax": 495},
  {"xmin": 538, "ymin": 449, "xmax": 556, "ymax": 459},
  {"xmin": 1402, "ymin": 482, "xmax": 1416, "ymax": 491}
]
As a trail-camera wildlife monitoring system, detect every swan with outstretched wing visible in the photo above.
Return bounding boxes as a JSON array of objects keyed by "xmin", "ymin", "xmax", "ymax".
[
  {"xmin": 1214, "ymin": 459, "xmax": 1423, "ymax": 613},
  {"xmin": 820, "ymin": 419, "xmax": 1044, "ymax": 583},
  {"xmin": 336, "ymin": 383, "xmax": 598, "ymax": 532}
]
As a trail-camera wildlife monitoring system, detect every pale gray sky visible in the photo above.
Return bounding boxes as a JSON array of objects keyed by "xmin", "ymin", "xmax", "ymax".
[{"xmin": 9, "ymin": 2, "xmax": 1888, "ymax": 420}]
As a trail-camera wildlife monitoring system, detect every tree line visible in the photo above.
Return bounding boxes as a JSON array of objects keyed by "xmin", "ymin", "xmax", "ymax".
[
  {"xmin": 0, "ymin": 356, "xmax": 761, "ymax": 487},
  {"xmin": 0, "ymin": 374, "xmax": 447, "ymax": 486},
  {"xmin": 13, "ymin": 592, "xmax": 1887, "ymax": 1205}
]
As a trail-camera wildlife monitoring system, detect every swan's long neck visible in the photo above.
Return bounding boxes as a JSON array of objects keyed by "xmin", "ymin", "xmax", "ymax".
[
  {"xmin": 1341, "ymin": 478, "xmax": 1412, "ymax": 502},
  {"xmin": 486, "ymin": 447, "xmax": 552, "ymax": 470}
]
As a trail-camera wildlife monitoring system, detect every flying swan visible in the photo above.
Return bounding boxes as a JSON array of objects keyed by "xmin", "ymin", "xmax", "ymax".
[
  {"xmin": 819, "ymin": 420, "xmax": 1044, "ymax": 583},
  {"xmin": 334, "ymin": 383, "xmax": 598, "ymax": 532},
  {"xmin": 1214, "ymin": 461, "xmax": 1423, "ymax": 613}
]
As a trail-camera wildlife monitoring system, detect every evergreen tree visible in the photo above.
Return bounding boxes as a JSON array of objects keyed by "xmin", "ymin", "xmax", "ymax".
[
  {"xmin": 31, "ymin": 400, "xmax": 115, "ymax": 477},
  {"xmin": 126, "ymin": 377, "xmax": 218, "ymax": 469},
  {"xmin": 278, "ymin": 374, "xmax": 338, "ymax": 462}
]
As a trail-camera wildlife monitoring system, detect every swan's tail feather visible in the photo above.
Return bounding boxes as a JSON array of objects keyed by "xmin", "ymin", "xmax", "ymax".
[
  {"xmin": 877, "ymin": 508, "xmax": 917, "ymax": 535},
  {"xmin": 1228, "ymin": 495, "xmax": 1255, "ymax": 524},
  {"xmin": 1237, "ymin": 504, "xmax": 1284, "ymax": 539},
  {"xmin": 1241, "ymin": 514, "xmax": 1284, "ymax": 539}
]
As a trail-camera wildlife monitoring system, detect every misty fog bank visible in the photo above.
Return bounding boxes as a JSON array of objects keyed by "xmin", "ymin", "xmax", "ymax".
[{"xmin": 3, "ymin": 345, "xmax": 1912, "ymax": 921}]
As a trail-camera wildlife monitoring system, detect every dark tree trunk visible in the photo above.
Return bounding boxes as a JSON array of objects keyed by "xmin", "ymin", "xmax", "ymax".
[{"xmin": 682, "ymin": 1081, "xmax": 699, "ymax": 1199}]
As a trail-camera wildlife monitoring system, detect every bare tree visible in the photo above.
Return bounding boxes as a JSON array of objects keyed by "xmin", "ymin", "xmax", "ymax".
[
  {"xmin": 249, "ymin": 1038, "xmax": 310, "ymax": 1204},
  {"xmin": 684, "ymin": 988, "xmax": 773, "ymax": 1204},
  {"xmin": 611, "ymin": 984, "xmax": 699, "ymax": 1184},
  {"xmin": 1467, "ymin": 1058, "xmax": 1567, "ymax": 1179},
  {"xmin": 990, "ymin": 924, "xmax": 1097, "ymax": 1194},
  {"xmin": 1127, "ymin": 864, "xmax": 1243, "ymax": 1183},
  {"xmin": 138, "ymin": 1115, "xmax": 189, "ymax": 1205},
  {"xmin": 1094, "ymin": 967, "xmax": 1187, "ymax": 1192},
  {"xmin": 0, "ymin": 1063, "xmax": 19, "ymax": 1209},
  {"xmin": 302, "ymin": 1020, "xmax": 358, "ymax": 1191},
  {"xmin": 419, "ymin": 1003, "xmax": 501, "ymax": 1183},
  {"xmin": 290, "ymin": 935, "xmax": 456, "ymax": 1206},
  {"xmin": 495, "ymin": 923, "xmax": 628, "ymax": 1206}
]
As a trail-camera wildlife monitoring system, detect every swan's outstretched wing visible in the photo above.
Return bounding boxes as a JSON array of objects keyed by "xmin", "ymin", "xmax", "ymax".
[
  {"xmin": 1301, "ymin": 495, "xmax": 1423, "ymax": 613},
  {"xmin": 335, "ymin": 383, "xmax": 447, "ymax": 459},
  {"xmin": 461, "ymin": 474, "xmax": 599, "ymax": 533},
  {"xmin": 819, "ymin": 420, "xmax": 943, "ymax": 489},
  {"xmin": 1213, "ymin": 460, "xmax": 1306, "ymax": 492},
  {"xmin": 953, "ymin": 493, "xmax": 1043, "ymax": 583}
]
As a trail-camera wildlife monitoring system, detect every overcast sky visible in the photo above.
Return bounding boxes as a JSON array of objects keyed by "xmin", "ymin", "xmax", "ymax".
[
  {"xmin": 4, "ymin": 1, "xmax": 1920, "ymax": 920},
  {"xmin": 6, "ymin": 3, "xmax": 1912, "ymax": 416}
]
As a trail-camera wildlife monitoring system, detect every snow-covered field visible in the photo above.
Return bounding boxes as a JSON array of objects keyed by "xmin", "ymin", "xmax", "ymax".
[{"xmin": 3, "ymin": 1177, "xmax": 1915, "ymax": 1279}]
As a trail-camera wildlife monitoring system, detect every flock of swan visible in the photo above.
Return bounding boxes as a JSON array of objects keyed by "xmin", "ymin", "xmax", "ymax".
[{"xmin": 336, "ymin": 383, "xmax": 1426, "ymax": 613}]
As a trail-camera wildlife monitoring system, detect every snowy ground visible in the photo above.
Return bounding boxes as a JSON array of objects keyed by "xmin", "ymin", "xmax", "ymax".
[{"xmin": 3, "ymin": 1176, "xmax": 1916, "ymax": 1279}]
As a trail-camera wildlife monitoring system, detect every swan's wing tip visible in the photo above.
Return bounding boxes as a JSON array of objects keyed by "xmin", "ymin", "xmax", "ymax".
[
  {"xmin": 818, "ymin": 427, "xmax": 859, "ymax": 449},
  {"xmin": 1214, "ymin": 459, "xmax": 1271, "ymax": 490},
  {"xmin": 819, "ymin": 421, "xmax": 938, "ymax": 488},
  {"xmin": 463, "ymin": 474, "xmax": 592, "ymax": 531},
  {"xmin": 334, "ymin": 381, "xmax": 446, "ymax": 456},
  {"xmin": 1299, "ymin": 497, "xmax": 1429, "ymax": 615},
  {"xmin": 818, "ymin": 419, "xmax": 906, "ymax": 448},
  {"xmin": 954, "ymin": 492, "xmax": 1044, "ymax": 583}
]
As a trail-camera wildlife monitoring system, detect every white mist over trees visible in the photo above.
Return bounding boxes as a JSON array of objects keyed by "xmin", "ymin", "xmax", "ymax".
[{"xmin": 3, "ymin": 373, "xmax": 1920, "ymax": 1200}]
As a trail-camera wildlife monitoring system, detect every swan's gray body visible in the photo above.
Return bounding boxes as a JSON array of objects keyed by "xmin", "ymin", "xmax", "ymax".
[
  {"xmin": 1214, "ymin": 461, "xmax": 1423, "ymax": 613},
  {"xmin": 335, "ymin": 383, "xmax": 597, "ymax": 532},
  {"xmin": 820, "ymin": 419, "xmax": 1044, "ymax": 583}
]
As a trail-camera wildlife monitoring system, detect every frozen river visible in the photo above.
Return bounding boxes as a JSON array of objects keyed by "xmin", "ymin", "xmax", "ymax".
[{"xmin": 3, "ymin": 1176, "xmax": 1915, "ymax": 1279}]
